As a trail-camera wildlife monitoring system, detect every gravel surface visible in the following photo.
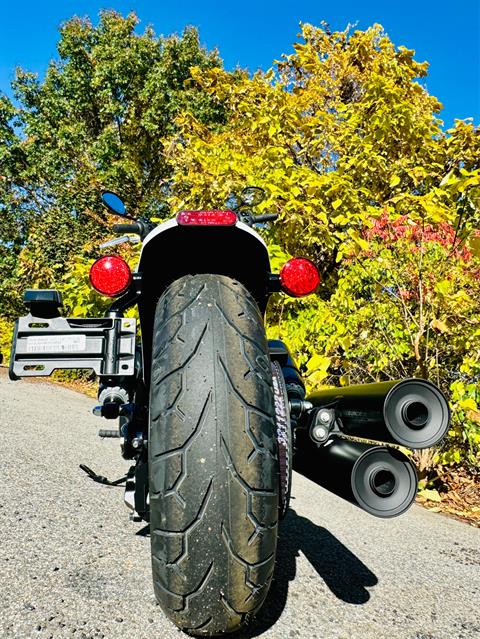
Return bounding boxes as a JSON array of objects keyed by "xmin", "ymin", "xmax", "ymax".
[{"xmin": 0, "ymin": 372, "xmax": 479, "ymax": 639}]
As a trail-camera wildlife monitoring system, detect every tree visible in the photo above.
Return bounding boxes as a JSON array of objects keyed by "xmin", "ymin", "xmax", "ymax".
[
  {"xmin": 167, "ymin": 23, "xmax": 479, "ymax": 265},
  {"xmin": 165, "ymin": 23, "xmax": 480, "ymax": 473},
  {"xmin": 0, "ymin": 11, "xmax": 225, "ymax": 313}
]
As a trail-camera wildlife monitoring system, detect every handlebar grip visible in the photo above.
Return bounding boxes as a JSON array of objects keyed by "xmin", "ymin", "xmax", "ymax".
[
  {"xmin": 112, "ymin": 223, "xmax": 142, "ymax": 234},
  {"xmin": 255, "ymin": 213, "xmax": 279, "ymax": 222}
]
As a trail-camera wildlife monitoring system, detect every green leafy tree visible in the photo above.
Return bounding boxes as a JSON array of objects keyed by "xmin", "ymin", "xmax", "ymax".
[
  {"xmin": 165, "ymin": 23, "xmax": 480, "ymax": 477},
  {"xmin": 0, "ymin": 11, "xmax": 225, "ymax": 315}
]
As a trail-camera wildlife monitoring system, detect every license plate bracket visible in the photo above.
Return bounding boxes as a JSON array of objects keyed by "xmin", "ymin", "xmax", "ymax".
[{"xmin": 9, "ymin": 314, "xmax": 136, "ymax": 379}]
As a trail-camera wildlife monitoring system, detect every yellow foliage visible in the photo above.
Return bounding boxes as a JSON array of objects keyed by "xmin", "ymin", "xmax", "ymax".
[
  {"xmin": 166, "ymin": 23, "xmax": 479, "ymax": 267},
  {"xmin": 0, "ymin": 317, "xmax": 14, "ymax": 365}
]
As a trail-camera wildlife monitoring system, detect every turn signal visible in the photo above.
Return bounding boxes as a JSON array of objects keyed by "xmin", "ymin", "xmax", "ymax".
[
  {"xmin": 280, "ymin": 258, "xmax": 320, "ymax": 297},
  {"xmin": 89, "ymin": 256, "xmax": 132, "ymax": 297}
]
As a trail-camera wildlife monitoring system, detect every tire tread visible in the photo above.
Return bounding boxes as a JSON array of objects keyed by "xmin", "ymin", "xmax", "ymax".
[{"xmin": 149, "ymin": 275, "xmax": 278, "ymax": 635}]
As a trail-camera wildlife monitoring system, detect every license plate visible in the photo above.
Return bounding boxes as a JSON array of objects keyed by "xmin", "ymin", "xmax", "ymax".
[{"xmin": 26, "ymin": 334, "xmax": 87, "ymax": 354}]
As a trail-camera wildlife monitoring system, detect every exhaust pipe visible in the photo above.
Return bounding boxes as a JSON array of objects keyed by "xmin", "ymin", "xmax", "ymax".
[
  {"xmin": 307, "ymin": 378, "xmax": 450, "ymax": 449},
  {"xmin": 294, "ymin": 435, "xmax": 418, "ymax": 518}
]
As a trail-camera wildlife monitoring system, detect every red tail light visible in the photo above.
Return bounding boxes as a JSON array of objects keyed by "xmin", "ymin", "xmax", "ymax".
[
  {"xmin": 89, "ymin": 256, "xmax": 132, "ymax": 297},
  {"xmin": 280, "ymin": 258, "xmax": 320, "ymax": 297},
  {"xmin": 176, "ymin": 210, "xmax": 237, "ymax": 226}
]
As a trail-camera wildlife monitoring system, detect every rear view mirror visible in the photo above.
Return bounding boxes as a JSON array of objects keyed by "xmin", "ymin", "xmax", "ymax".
[
  {"xmin": 240, "ymin": 186, "xmax": 265, "ymax": 207},
  {"xmin": 101, "ymin": 191, "xmax": 127, "ymax": 216}
]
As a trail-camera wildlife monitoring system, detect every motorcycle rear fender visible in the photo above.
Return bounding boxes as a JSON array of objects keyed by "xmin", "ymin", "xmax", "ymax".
[
  {"xmin": 138, "ymin": 219, "xmax": 271, "ymax": 305},
  {"xmin": 137, "ymin": 219, "xmax": 271, "ymax": 382}
]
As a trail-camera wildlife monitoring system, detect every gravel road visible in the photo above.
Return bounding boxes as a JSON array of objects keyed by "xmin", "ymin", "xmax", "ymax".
[{"xmin": 0, "ymin": 372, "xmax": 479, "ymax": 639}]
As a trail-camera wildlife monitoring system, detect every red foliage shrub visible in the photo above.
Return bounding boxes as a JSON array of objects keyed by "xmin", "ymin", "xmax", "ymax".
[{"xmin": 364, "ymin": 211, "xmax": 476, "ymax": 263}]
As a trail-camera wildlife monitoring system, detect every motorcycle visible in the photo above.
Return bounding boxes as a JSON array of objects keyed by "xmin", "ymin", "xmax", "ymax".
[{"xmin": 9, "ymin": 187, "xmax": 450, "ymax": 635}]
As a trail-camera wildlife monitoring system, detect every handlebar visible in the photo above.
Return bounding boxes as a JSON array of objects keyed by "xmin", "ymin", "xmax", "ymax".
[
  {"xmin": 112, "ymin": 223, "xmax": 143, "ymax": 234},
  {"xmin": 254, "ymin": 213, "xmax": 278, "ymax": 223}
]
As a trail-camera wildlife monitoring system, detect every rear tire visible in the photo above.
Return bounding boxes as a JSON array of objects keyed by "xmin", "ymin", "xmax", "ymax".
[{"xmin": 149, "ymin": 275, "xmax": 278, "ymax": 635}]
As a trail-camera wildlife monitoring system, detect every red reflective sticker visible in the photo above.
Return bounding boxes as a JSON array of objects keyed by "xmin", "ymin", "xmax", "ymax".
[{"xmin": 176, "ymin": 210, "xmax": 237, "ymax": 226}]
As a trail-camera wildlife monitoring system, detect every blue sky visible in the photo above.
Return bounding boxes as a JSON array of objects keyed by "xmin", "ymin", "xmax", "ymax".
[{"xmin": 1, "ymin": 0, "xmax": 478, "ymax": 129}]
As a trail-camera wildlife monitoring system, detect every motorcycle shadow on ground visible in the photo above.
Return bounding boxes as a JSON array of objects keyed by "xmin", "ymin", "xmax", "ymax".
[
  {"xmin": 237, "ymin": 505, "xmax": 378, "ymax": 638},
  {"xmin": 136, "ymin": 504, "xmax": 378, "ymax": 638}
]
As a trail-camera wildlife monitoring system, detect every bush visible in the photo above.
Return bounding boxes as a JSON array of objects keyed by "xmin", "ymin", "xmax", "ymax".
[
  {"xmin": 267, "ymin": 213, "xmax": 480, "ymax": 474},
  {"xmin": 0, "ymin": 317, "xmax": 14, "ymax": 365}
]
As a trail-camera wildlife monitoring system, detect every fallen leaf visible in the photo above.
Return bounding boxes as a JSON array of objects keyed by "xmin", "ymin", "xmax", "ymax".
[{"xmin": 418, "ymin": 488, "xmax": 442, "ymax": 502}]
